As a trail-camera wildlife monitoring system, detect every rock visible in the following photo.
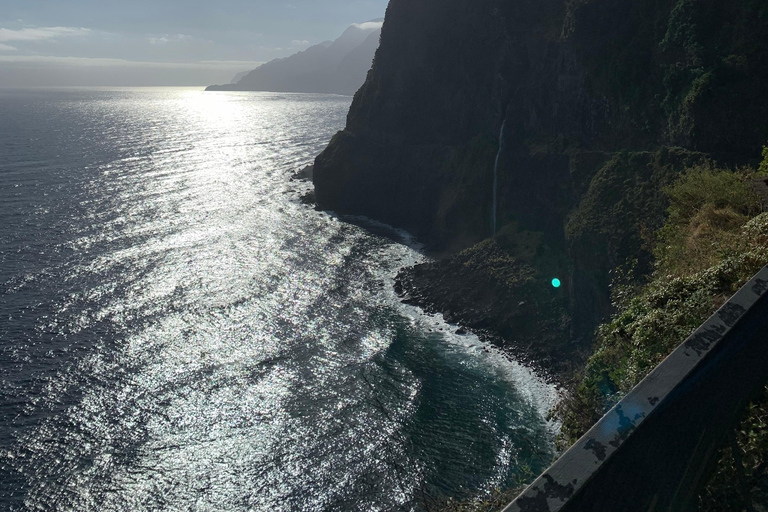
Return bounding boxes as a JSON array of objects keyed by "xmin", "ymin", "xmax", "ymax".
[
  {"xmin": 300, "ymin": 190, "xmax": 316, "ymax": 206},
  {"xmin": 395, "ymin": 239, "xmax": 578, "ymax": 380},
  {"xmin": 291, "ymin": 165, "xmax": 314, "ymax": 182}
]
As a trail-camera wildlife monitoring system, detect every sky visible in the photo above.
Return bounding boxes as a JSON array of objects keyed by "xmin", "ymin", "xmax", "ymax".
[{"xmin": 0, "ymin": 0, "xmax": 389, "ymax": 87}]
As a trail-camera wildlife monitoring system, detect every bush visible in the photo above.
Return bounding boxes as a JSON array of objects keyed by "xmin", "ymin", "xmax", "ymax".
[
  {"xmin": 698, "ymin": 387, "xmax": 768, "ymax": 512},
  {"xmin": 556, "ymin": 163, "xmax": 768, "ymax": 461},
  {"xmin": 662, "ymin": 163, "xmax": 760, "ymax": 226},
  {"xmin": 555, "ymin": 160, "xmax": 768, "ymax": 509},
  {"xmin": 653, "ymin": 163, "xmax": 762, "ymax": 278}
]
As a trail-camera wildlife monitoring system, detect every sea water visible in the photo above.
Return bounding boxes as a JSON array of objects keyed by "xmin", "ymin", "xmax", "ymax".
[{"xmin": 0, "ymin": 87, "xmax": 557, "ymax": 511}]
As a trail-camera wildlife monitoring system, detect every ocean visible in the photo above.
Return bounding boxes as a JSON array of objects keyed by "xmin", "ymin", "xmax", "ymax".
[{"xmin": 0, "ymin": 87, "xmax": 557, "ymax": 511}]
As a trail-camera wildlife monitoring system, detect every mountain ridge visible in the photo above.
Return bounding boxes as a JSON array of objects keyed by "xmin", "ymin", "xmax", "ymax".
[{"xmin": 206, "ymin": 19, "xmax": 382, "ymax": 95}]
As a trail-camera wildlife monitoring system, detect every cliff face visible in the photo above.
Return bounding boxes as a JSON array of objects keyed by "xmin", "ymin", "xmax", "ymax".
[{"xmin": 313, "ymin": 0, "xmax": 768, "ymax": 356}]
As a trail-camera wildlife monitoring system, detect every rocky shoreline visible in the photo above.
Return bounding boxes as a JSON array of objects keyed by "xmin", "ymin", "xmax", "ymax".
[
  {"xmin": 393, "ymin": 240, "xmax": 587, "ymax": 384},
  {"xmin": 292, "ymin": 159, "xmax": 583, "ymax": 381}
]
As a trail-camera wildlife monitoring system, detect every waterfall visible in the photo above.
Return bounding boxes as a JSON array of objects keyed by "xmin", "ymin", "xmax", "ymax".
[{"xmin": 492, "ymin": 120, "xmax": 506, "ymax": 235}]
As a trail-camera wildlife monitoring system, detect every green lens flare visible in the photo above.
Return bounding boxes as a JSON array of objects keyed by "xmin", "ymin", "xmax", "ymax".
[{"xmin": 552, "ymin": 278, "xmax": 562, "ymax": 288}]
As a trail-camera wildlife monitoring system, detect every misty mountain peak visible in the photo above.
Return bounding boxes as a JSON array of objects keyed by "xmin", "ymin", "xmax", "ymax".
[{"xmin": 206, "ymin": 20, "xmax": 382, "ymax": 95}]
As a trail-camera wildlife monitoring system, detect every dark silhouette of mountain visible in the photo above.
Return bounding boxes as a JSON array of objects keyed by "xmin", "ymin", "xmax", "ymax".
[{"xmin": 206, "ymin": 20, "xmax": 382, "ymax": 95}]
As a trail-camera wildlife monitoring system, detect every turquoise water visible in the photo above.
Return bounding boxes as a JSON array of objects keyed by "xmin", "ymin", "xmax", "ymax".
[{"xmin": 0, "ymin": 87, "xmax": 557, "ymax": 511}]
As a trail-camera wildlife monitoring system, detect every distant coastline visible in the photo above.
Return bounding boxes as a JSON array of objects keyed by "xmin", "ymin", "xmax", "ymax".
[{"xmin": 206, "ymin": 20, "xmax": 382, "ymax": 95}]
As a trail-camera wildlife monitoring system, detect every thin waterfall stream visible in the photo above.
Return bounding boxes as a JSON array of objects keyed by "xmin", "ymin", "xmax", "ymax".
[{"xmin": 492, "ymin": 120, "xmax": 506, "ymax": 235}]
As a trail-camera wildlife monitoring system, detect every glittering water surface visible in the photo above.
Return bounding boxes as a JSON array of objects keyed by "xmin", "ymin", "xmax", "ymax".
[{"xmin": 0, "ymin": 88, "xmax": 557, "ymax": 511}]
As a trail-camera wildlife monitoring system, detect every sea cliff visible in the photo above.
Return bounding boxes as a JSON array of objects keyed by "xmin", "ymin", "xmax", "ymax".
[{"xmin": 313, "ymin": 0, "xmax": 768, "ymax": 368}]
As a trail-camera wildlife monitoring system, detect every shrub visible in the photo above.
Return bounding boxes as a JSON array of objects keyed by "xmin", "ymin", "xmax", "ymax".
[
  {"xmin": 662, "ymin": 163, "xmax": 760, "ymax": 225},
  {"xmin": 698, "ymin": 387, "xmax": 768, "ymax": 512},
  {"xmin": 557, "ymin": 164, "xmax": 768, "ymax": 449}
]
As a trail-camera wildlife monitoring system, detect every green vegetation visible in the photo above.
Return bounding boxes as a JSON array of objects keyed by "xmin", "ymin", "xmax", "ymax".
[
  {"xmin": 655, "ymin": 163, "xmax": 764, "ymax": 276},
  {"xmin": 564, "ymin": 148, "xmax": 708, "ymax": 331},
  {"xmin": 761, "ymin": 144, "xmax": 768, "ymax": 175},
  {"xmin": 434, "ymin": 152, "xmax": 768, "ymax": 511},
  {"xmin": 698, "ymin": 388, "xmax": 768, "ymax": 511},
  {"xmin": 459, "ymin": 238, "xmax": 536, "ymax": 290},
  {"xmin": 453, "ymin": 220, "xmax": 570, "ymax": 300},
  {"xmin": 660, "ymin": 0, "xmax": 768, "ymax": 152},
  {"xmin": 494, "ymin": 221, "xmax": 567, "ymax": 282},
  {"xmin": 565, "ymin": 0, "xmax": 768, "ymax": 152},
  {"xmin": 431, "ymin": 157, "xmax": 768, "ymax": 511},
  {"xmin": 556, "ymin": 158, "xmax": 768, "ymax": 510}
]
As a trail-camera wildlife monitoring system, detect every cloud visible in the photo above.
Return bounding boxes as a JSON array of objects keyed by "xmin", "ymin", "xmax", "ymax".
[
  {"xmin": 291, "ymin": 40, "xmax": 310, "ymax": 46},
  {"xmin": 198, "ymin": 60, "xmax": 264, "ymax": 66},
  {"xmin": 148, "ymin": 33, "xmax": 192, "ymax": 45},
  {"xmin": 0, "ymin": 26, "xmax": 91, "ymax": 43},
  {"xmin": 0, "ymin": 43, "xmax": 17, "ymax": 52},
  {"xmin": 352, "ymin": 21, "xmax": 383, "ymax": 31}
]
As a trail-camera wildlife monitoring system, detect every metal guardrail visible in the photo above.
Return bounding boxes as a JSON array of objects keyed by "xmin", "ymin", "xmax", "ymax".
[{"xmin": 503, "ymin": 265, "xmax": 768, "ymax": 512}]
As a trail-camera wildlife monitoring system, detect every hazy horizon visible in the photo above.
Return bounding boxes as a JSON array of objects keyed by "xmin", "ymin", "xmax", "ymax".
[{"xmin": 0, "ymin": 0, "xmax": 389, "ymax": 87}]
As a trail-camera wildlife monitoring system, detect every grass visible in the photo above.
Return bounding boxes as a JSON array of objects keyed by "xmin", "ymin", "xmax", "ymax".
[{"xmin": 655, "ymin": 162, "xmax": 764, "ymax": 276}]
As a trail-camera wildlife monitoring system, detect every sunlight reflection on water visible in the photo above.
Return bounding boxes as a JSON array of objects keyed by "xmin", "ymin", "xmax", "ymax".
[{"xmin": 0, "ymin": 88, "xmax": 558, "ymax": 511}]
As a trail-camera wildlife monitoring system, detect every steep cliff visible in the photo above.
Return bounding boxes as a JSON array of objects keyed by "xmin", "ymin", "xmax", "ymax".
[{"xmin": 313, "ymin": 0, "xmax": 768, "ymax": 360}]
